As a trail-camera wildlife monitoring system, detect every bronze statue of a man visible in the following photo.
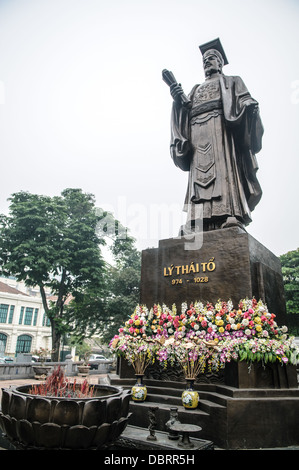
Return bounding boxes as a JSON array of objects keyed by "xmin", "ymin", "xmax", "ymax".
[{"xmin": 164, "ymin": 38, "xmax": 263, "ymax": 233}]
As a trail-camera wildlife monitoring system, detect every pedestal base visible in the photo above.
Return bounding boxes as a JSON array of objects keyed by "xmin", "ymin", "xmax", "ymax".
[{"xmin": 140, "ymin": 227, "xmax": 287, "ymax": 326}]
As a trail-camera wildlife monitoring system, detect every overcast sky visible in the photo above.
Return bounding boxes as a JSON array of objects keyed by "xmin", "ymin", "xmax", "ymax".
[{"xmin": 0, "ymin": 0, "xmax": 298, "ymax": 256}]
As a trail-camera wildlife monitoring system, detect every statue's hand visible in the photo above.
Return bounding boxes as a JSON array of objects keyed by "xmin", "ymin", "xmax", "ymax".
[
  {"xmin": 252, "ymin": 104, "xmax": 259, "ymax": 116},
  {"xmin": 170, "ymin": 83, "xmax": 184, "ymax": 103}
]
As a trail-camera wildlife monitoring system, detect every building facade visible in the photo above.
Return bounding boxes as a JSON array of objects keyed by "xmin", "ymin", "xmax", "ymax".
[{"xmin": 0, "ymin": 277, "xmax": 52, "ymax": 358}]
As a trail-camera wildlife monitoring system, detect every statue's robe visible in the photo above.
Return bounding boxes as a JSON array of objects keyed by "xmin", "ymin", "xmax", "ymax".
[{"xmin": 170, "ymin": 74, "xmax": 263, "ymax": 230}]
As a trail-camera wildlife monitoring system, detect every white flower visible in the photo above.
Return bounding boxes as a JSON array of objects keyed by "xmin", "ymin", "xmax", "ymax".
[
  {"xmin": 184, "ymin": 342, "xmax": 194, "ymax": 349},
  {"xmin": 165, "ymin": 338, "xmax": 173, "ymax": 346},
  {"xmin": 181, "ymin": 302, "xmax": 188, "ymax": 314}
]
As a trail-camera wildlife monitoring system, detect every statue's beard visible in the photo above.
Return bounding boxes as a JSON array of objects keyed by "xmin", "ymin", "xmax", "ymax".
[{"xmin": 205, "ymin": 66, "xmax": 221, "ymax": 77}]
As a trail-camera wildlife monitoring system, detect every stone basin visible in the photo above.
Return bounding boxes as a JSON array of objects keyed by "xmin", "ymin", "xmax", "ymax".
[{"xmin": 0, "ymin": 383, "xmax": 131, "ymax": 450}]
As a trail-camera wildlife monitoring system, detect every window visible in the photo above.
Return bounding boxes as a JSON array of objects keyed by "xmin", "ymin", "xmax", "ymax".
[
  {"xmin": 0, "ymin": 304, "xmax": 9, "ymax": 323},
  {"xmin": 24, "ymin": 307, "xmax": 33, "ymax": 325},
  {"xmin": 8, "ymin": 305, "xmax": 14, "ymax": 324},
  {"xmin": 19, "ymin": 307, "xmax": 37, "ymax": 325},
  {"xmin": 16, "ymin": 335, "xmax": 32, "ymax": 353},
  {"xmin": 19, "ymin": 307, "xmax": 24, "ymax": 325},
  {"xmin": 0, "ymin": 333, "xmax": 7, "ymax": 354},
  {"xmin": 43, "ymin": 313, "xmax": 51, "ymax": 327},
  {"xmin": 33, "ymin": 308, "xmax": 38, "ymax": 326}
]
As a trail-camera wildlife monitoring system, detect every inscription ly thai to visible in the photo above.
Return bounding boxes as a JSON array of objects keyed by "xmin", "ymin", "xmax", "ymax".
[{"xmin": 163, "ymin": 258, "xmax": 216, "ymax": 286}]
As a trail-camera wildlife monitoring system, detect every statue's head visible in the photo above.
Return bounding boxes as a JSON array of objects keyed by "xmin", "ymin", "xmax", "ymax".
[
  {"xmin": 199, "ymin": 38, "xmax": 228, "ymax": 77},
  {"xmin": 202, "ymin": 49, "xmax": 224, "ymax": 76}
]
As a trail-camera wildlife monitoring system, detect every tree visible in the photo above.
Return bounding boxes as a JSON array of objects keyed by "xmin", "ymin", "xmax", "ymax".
[
  {"xmin": 102, "ymin": 229, "xmax": 141, "ymax": 343},
  {"xmin": 280, "ymin": 248, "xmax": 299, "ymax": 335},
  {"xmin": 0, "ymin": 189, "xmax": 106, "ymax": 361},
  {"xmin": 280, "ymin": 248, "xmax": 299, "ymax": 314}
]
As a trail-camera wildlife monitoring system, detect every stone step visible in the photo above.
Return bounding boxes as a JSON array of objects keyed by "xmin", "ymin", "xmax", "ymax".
[
  {"xmin": 146, "ymin": 392, "xmax": 226, "ymax": 417},
  {"xmin": 109, "ymin": 374, "xmax": 299, "ymax": 400},
  {"xmin": 147, "ymin": 385, "xmax": 227, "ymax": 407}
]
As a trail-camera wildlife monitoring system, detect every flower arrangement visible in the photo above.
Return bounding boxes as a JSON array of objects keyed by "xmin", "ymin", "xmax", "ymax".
[
  {"xmin": 32, "ymin": 347, "xmax": 54, "ymax": 364},
  {"xmin": 119, "ymin": 305, "xmax": 150, "ymax": 337},
  {"xmin": 110, "ymin": 334, "xmax": 158, "ymax": 375},
  {"xmin": 110, "ymin": 298, "xmax": 299, "ymax": 374}
]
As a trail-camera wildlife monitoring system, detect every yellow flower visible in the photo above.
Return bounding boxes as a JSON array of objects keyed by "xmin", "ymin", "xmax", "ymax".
[
  {"xmin": 219, "ymin": 327, "xmax": 224, "ymax": 333},
  {"xmin": 256, "ymin": 325, "xmax": 262, "ymax": 332},
  {"xmin": 254, "ymin": 317, "xmax": 261, "ymax": 324},
  {"xmin": 135, "ymin": 320, "xmax": 140, "ymax": 326}
]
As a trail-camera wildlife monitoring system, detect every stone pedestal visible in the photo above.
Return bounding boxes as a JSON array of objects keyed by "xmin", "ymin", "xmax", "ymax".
[
  {"xmin": 224, "ymin": 361, "xmax": 298, "ymax": 389},
  {"xmin": 140, "ymin": 227, "xmax": 287, "ymax": 326},
  {"xmin": 111, "ymin": 228, "xmax": 298, "ymax": 449}
]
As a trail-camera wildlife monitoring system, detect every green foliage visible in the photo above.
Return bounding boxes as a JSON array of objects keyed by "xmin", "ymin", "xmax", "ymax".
[
  {"xmin": 0, "ymin": 188, "xmax": 142, "ymax": 357},
  {"xmin": 280, "ymin": 248, "xmax": 299, "ymax": 335},
  {"xmin": 0, "ymin": 189, "xmax": 106, "ymax": 359},
  {"xmin": 102, "ymin": 231, "xmax": 141, "ymax": 343},
  {"xmin": 280, "ymin": 248, "xmax": 299, "ymax": 314}
]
